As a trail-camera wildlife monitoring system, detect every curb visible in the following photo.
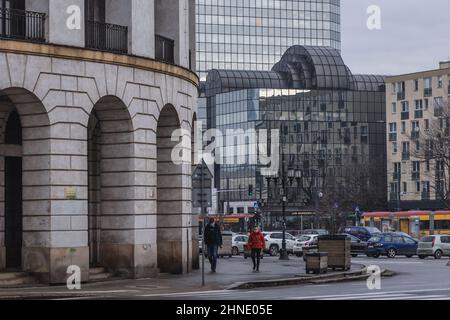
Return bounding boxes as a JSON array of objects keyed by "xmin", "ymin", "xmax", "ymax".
[{"xmin": 227, "ymin": 266, "xmax": 396, "ymax": 290}]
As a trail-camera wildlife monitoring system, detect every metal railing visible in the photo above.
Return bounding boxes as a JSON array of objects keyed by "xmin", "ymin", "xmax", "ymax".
[
  {"xmin": 0, "ymin": 8, "xmax": 46, "ymax": 42},
  {"xmin": 412, "ymin": 172, "xmax": 420, "ymax": 180},
  {"xmin": 397, "ymin": 91, "xmax": 405, "ymax": 101},
  {"xmin": 424, "ymin": 88, "xmax": 433, "ymax": 97},
  {"xmin": 155, "ymin": 34, "xmax": 175, "ymax": 64},
  {"xmin": 401, "ymin": 111, "xmax": 410, "ymax": 120},
  {"xmin": 389, "ymin": 133, "xmax": 397, "ymax": 141},
  {"xmin": 411, "ymin": 131, "xmax": 420, "ymax": 140},
  {"xmin": 85, "ymin": 20, "xmax": 128, "ymax": 54},
  {"xmin": 402, "ymin": 152, "xmax": 410, "ymax": 161},
  {"xmin": 393, "ymin": 172, "xmax": 401, "ymax": 181},
  {"xmin": 421, "ymin": 192, "xmax": 430, "ymax": 200},
  {"xmin": 414, "ymin": 110, "xmax": 423, "ymax": 119}
]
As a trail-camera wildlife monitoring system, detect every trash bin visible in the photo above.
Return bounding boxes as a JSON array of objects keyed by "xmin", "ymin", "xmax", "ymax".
[{"xmin": 305, "ymin": 252, "xmax": 328, "ymax": 274}]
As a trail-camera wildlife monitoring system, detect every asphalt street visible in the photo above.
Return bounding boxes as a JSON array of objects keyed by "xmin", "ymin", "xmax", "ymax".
[{"xmin": 133, "ymin": 256, "xmax": 450, "ymax": 300}]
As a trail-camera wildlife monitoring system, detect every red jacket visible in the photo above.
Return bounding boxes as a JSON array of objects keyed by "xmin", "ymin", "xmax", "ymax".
[{"xmin": 248, "ymin": 231, "xmax": 265, "ymax": 249}]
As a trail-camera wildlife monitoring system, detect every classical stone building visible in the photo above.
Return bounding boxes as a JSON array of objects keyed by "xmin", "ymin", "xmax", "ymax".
[{"xmin": 0, "ymin": 0, "xmax": 198, "ymax": 284}]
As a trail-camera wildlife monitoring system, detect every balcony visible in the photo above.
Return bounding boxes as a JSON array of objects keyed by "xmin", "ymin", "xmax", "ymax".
[
  {"xmin": 424, "ymin": 88, "xmax": 433, "ymax": 97},
  {"xmin": 436, "ymin": 170, "xmax": 445, "ymax": 180},
  {"xmin": 389, "ymin": 133, "xmax": 397, "ymax": 141},
  {"xmin": 390, "ymin": 192, "xmax": 399, "ymax": 201},
  {"xmin": 0, "ymin": 8, "xmax": 46, "ymax": 42},
  {"xmin": 412, "ymin": 172, "xmax": 420, "ymax": 180},
  {"xmin": 397, "ymin": 91, "xmax": 405, "ymax": 101},
  {"xmin": 402, "ymin": 152, "xmax": 410, "ymax": 161},
  {"xmin": 401, "ymin": 111, "xmax": 410, "ymax": 120},
  {"xmin": 85, "ymin": 20, "xmax": 128, "ymax": 54},
  {"xmin": 434, "ymin": 107, "xmax": 444, "ymax": 117},
  {"xmin": 393, "ymin": 172, "xmax": 401, "ymax": 181},
  {"xmin": 411, "ymin": 131, "xmax": 420, "ymax": 140},
  {"xmin": 155, "ymin": 34, "xmax": 175, "ymax": 64},
  {"xmin": 414, "ymin": 110, "xmax": 423, "ymax": 119},
  {"xmin": 421, "ymin": 192, "xmax": 430, "ymax": 200}
]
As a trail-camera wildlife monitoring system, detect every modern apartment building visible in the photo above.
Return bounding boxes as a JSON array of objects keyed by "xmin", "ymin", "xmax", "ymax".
[
  {"xmin": 386, "ymin": 61, "xmax": 450, "ymax": 210},
  {"xmin": 0, "ymin": 0, "xmax": 198, "ymax": 284}
]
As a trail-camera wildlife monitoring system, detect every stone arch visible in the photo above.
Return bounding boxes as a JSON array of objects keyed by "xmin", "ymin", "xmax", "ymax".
[
  {"xmin": 0, "ymin": 87, "xmax": 50, "ymax": 272},
  {"xmin": 87, "ymin": 95, "xmax": 134, "ymax": 270},
  {"xmin": 156, "ymin": 104, "xmax": 191, "ymax": 274}
]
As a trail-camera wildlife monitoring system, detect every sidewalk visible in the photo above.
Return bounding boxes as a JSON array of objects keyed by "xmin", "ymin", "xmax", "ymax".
[{"xmin": 0, "ymin": 256, "xmax": 363, "ymax": 299}]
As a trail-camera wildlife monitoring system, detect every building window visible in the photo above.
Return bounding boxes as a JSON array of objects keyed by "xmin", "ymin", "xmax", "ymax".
[
  {"xmin": 389, "ymin": 123, "xmax": 397, "ymax": 141},
  {"xmin": 416, "ymin": 181, "xmax": 421, "ymax": 192},
  {"xmin": 391, "ymin": 83, "xmax": 396, "ymax": 94},
  {"xmin": 401, "ymin": 121, "xmax": 406, "ymax": 134},
  {"xmin": 425, "ymin": 119, "xmax": 429, "ymax": 130},
  {"xmin": 392, "ymin": 102, "xmax": 397, "ymax": 113},
  {"xmin": 424, "ymin": 98, "xmax": 429, "ymax": 110},
  {"xmin": 403, "ymin": 182, "xmax": 407, "ymax": 193},
  {"xmin": 414, "ymin": 79, "xmax": 419, "ymax": 91},
  {"xmin": 402, "ymin": 101, "xmax": 409, "ymax": 112},
  {"xmin": 415, "ymin": 140, "xmax": 420, "ymax": 151},
  {"xmin": 438, "ymin": 76, "xmax": 443, "ymax": 88},
  {"xmin": 412, "ymin": 121, "xmax": 420, "ymax": 132},
  {"xmin": 392, "ymin": 142, "xmax": 398, "ymax": 153},
  {"xmin": 413, "ymin": 161, "xmax": 421, "ymax": 172}
]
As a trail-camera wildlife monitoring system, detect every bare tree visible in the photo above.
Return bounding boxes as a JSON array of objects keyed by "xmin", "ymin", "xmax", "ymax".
[{"xmin": 411, "ymin": 98, "xmax": 450, "ymax": 207}]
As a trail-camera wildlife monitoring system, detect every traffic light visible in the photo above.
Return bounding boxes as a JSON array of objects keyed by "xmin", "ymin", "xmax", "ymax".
[{"xmin": 248, "ymin": 184, "xmax": 254, "ymax": 197}]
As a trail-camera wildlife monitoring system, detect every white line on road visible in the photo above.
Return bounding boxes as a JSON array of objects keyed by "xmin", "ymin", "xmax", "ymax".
[
  {"xmin": 139, "ymin": 290, "xmax": 256, "ymax": 297},
  {"xmin": 362, "ymin": 295, "xmax": 448, "ymax": 301},
  {"xmin": 290, "ymin": 287, "xmax": 450, "ymax": 300}
]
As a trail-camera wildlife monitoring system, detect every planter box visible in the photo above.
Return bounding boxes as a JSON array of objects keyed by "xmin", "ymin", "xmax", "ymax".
[
  {"xmin": 318, "ymin": 235, "xmax": 351, "ymax": 271},
  {"xmin": 305, "ymin": 252, "xmax": 328, "ymax": 274}
]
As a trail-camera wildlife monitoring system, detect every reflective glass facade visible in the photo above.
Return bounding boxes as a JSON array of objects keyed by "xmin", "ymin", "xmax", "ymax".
[
  {"xmin": 196, "ymin": 0, "xmax": 341, "ymax": 81},
  {"xmin": 205, "ymin": 45, "xmax": 387, "ymax": 215}
]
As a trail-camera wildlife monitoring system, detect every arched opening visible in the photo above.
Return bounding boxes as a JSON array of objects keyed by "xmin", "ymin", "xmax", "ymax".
[
  {"xmin": 156, "ymin": 104, "xmax": 186, "ymax": 274},
  {"xmin": 2, "ymin": 105, "xmax": 22, "ymax": 270},
  {"xmin": 191, "ymin": 113, "xmax": 200, "ymax": 270},
  {"xmin": 87, "ymin": 96, "xmax": 133, "ymax": 269},
  {"xmin": 0, "ymin": 88, "xmax": 50, "ymax": 273}
]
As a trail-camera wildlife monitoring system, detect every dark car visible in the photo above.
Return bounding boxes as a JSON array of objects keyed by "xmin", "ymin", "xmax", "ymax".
[
  {"xmin": 366, "ymin": 233, "xmax": 418, "ymax": 258},
  {"xmin": 339, "ymin": 233, "xmax": 368, "ymax": 257},
  {"xmin": 342, "ymin": 226, "xmax": 381, "ymax": 241}
]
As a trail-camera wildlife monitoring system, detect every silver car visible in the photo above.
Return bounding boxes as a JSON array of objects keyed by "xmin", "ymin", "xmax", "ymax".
[
  {"xmin": 232, "ymin": 235, "xmax": 248, "ymax": 255},
  {"xmin": 417, "ymin": 235, "xmax": 450, "ymax": 259}
]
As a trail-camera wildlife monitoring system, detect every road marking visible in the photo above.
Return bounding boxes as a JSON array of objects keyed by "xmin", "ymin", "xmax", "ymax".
[
  {"xmin": 363, "ymin": 295, "xmax": 448, "ymax": 301},
  {"xmin": 318, "ymin": 293, "xmax": 410, "ymax": 300},
  {"xmin": 140, "ymin": 290, "xmax": 255, "ymax": 297},
  {"xmin": 291, "ymin": 287, "xmax": 450, "ymax": 300}
]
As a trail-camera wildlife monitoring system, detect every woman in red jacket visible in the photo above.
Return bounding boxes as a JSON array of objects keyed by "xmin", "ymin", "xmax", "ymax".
[{"xmin": 247, "ymin": 226, "xmax": 265, "ymax": 272}]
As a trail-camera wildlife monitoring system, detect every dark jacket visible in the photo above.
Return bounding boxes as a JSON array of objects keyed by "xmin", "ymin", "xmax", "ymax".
[{"xmin": 204, "ymin": 223, "xmax": 222, "ymax": 246}]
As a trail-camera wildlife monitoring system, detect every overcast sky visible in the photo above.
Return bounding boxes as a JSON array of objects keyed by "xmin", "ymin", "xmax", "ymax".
[{"xmin": 340, "ymin": 0, "xmax": 450, "ymax": 76}]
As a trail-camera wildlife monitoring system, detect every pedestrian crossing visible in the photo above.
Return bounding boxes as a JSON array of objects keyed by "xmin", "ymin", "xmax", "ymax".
[{"xmin": 293, "ymin": 291, "xmax": 450, "ymax": 300}]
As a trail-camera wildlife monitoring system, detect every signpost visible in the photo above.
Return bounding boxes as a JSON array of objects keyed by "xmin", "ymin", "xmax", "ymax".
[{"xmin": 192, "ymin": 160, "xmax": 213, "ymax": 287}]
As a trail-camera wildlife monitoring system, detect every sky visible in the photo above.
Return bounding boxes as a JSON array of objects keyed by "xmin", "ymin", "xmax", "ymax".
[{"xmin": 340, "ymin": 0, "xmax": 450, "ymax": 76}]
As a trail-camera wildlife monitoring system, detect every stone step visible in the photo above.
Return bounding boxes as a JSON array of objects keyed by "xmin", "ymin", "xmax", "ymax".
[
  {"xmin": 0, "ymin": 273, "xmax": 38, "ymax": 287},
  {"xmin": 89, "ymin": 267, "xmax": 107, "ymax": 275},
  {"xmin": 89, "ymin": 271, "xmax": 114, "ymax": 283},
  {"xmin": 0, "ymin": 272, "xmax": 27, "ymax": 281}
]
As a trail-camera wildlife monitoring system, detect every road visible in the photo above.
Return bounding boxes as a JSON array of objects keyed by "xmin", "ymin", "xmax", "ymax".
[{"xmin": 132, "ymin": 256, "xmax": 450, "ymax": 300}]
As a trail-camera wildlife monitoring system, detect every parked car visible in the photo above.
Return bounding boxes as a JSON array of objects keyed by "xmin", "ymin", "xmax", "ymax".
[
  {"xmin": 342, "ymin": 226, "xmax": 381, "ymax": 241},
  {"xmin": 302, "ymin": 229, "xmax": 329, "ymax": 236},
  {"xmin": 293, "ymin": 234, "xmax": 319, "ymax": 257},
  {"xmin": 302, "ymin": 236, "xmax": 319, "ymax": 261},
  {"xmin": 232, "ymin": 234, "xmax": 249, "ymax": 255},
  {"xmin": 366, "ymin": 233, "xmax": 418, "ymax": 258},
  {"xmin": 339, "ymin": 233, "xmax": 368, "ymax": 257},
  {"xmin": 263, "ymin": 232, "xmax": 297, "ymax": 256},
  {"xmin": 417, "ymin": 235, "xmax": 450, "ymax": 259}
]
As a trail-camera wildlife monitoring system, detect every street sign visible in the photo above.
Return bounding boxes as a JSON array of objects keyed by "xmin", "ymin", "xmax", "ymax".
[{"xmin": 192, "ymin": 160, "xmax": 213, "ymax": 208}]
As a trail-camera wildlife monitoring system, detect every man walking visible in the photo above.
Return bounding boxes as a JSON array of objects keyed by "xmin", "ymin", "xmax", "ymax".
[{"xmin": 204, "ymin": 217, "xmax": 222, "ymax": 273}]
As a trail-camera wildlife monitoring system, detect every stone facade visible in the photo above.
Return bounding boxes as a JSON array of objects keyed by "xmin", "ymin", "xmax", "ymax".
[{"xmin": 0, "ymin": 42, "xmax": 198, "ymax": 283}]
